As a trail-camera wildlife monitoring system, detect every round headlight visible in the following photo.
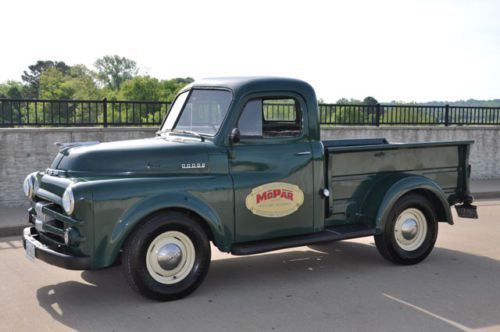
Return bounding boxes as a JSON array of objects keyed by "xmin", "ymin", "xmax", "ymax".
[
  {"xmin": 64, "ymin": 227, "xmax": 80, "ymax": 247},
  {"xmin": 62, "ymin": 187, "xmax": 75, "ymax": 215},
  {"xmin": 23, "ymin": 175, "xmax": 35, "ymax": 199},
  {"xmin": 64, "ymin": 228, "xmax": 70, "ymax": 245}
]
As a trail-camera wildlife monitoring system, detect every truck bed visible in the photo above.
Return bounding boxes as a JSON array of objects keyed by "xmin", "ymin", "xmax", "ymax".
[{"xmin": 322, "ymin": 138, "xmax": 473, "ymax": 226}]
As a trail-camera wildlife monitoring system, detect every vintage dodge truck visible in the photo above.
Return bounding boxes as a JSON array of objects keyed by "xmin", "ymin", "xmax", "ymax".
[{"xmin": 22, "ymin": 77, "xmax": 477, "ymax": 301}]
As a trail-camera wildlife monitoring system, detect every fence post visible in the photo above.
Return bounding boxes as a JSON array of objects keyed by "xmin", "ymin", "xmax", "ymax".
[
  {"xmin": 444, "ymin": 104, "xmax": 449, "ymax": 126},
  {"xmin": 375, "ymin": 103, "xmax": 381, "ymax": 126},
  {"xmin": 102, "ymin": 98, "xmax": 108, "ymax": 128}
]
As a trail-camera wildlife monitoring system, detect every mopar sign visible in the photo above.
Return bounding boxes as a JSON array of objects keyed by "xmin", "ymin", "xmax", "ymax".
[{"xmin": 245, "ymin": 182, "xmax": 305, "ymax": 218}]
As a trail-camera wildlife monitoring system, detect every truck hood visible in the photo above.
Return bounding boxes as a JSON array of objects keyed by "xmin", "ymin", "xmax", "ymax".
[{"xmin": 51, "ymin": 137, "xmax": 220, "ymax": 177}]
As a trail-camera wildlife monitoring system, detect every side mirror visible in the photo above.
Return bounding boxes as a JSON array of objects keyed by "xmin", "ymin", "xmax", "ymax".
[{"xmin": 230, "ymin": 128, "xmax": 241, "ymax": 144}]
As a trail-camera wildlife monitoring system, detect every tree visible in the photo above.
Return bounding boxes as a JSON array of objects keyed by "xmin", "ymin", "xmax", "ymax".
[
  {"xmin": 65, "ymin": 65, "xmax": 101, "ymax": 100},
  {"xmin": 94, "ymin": 55, "xmax": 138, "ymax": 90},
  {"xmin": 336, "ymin": 97, "xmax": 362, "ymax": 104},
  {"xmin": 0, "ymin": 81, "xmax": 25, "ymax": 99},
  {"xmin": 37, "ymin": 64, "xmax": 100, "ymax": 100},
  {"xmin": 119, "ymin": 76, "xmax": 162, "ymax": 101},
  {"xmin": 0, "ymin": 81, "xmax": 26, "ymax": 123},
  {"xmin": 119, "ymin": 76, "xmax": 194, "ymax": 101},
  {"xmin": 363, "ymin": 96, "xmax": 378, "ymax": 105},
  {"xmin": 117, "ymin": 76, "xmax": 194, "ymax": 123},
  {"xmin": 158, "ymin": 77, "xmax": 194, "ymax": 100},
  {"xmin": 38, "ymin": 67, "xmax": 68, "ymax": 99},
  {"xmin": 334, "ymin": 105, "xmax": 372, "ymax": 124},
  {"xmin": 362, "ymin": 96, "xmax": 379, "ymax": 115},
  {"xmin": 21, "ymin": 60, "xmax": 70, "ymax": 98}
]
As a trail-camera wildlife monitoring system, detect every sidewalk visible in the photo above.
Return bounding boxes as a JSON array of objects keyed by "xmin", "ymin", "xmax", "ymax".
[{"xmin": 2, "ymin": 179, "xmax": 500, "ymax": 238}]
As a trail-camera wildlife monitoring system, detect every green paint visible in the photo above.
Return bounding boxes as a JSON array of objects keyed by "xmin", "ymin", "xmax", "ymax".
[{"xmin": 27, "ymin": 77, "xmax": 474, "ymax": 269}]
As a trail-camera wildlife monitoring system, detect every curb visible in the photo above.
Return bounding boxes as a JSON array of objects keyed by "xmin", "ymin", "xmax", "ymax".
[
  {"xmin": 0, "ymin": 224, "xmax": 29, "ymax": 239},
  {"xmin": 474, "ymin": 192, "xmax": 500, "ymax": 200}
]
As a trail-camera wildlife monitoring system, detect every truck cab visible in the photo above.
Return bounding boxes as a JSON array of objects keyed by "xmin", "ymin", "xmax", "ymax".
[{"xmin": 22, "ymin": 77, "xmax": 477, "ymax": 301}]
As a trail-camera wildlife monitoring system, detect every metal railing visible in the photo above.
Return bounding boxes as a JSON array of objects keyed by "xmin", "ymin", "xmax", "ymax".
[
  {"xmin": 0, "ymin": 98, "xmax": 171, "ymax": 127},
  {"xmin": 319, "ymin": 103, "xmax": 500, "ymax": 126},
  {"xmin": 1, "ymin": 98, "xmax": 499, "ymax": 127}
]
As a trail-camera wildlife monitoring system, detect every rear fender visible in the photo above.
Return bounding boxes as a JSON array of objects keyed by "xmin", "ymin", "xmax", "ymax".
[{"xmin": 359, "ymin": 175, "xmax": 453, "ymax": 234}]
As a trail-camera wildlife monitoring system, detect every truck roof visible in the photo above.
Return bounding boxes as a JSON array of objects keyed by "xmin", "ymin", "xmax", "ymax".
[{"xmin": 181, "ymin": 76, "xmax": 317, "ymax": 101}]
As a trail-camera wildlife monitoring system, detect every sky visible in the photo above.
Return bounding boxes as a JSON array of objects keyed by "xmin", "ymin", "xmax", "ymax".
[{"xmin": 1, "ymin": 0, "xmax": 499, "ymax": 102}]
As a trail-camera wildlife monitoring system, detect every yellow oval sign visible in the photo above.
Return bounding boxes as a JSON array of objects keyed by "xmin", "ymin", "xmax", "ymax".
[{"xmin": 245, "ymin": 182, "xmax": 304, "ymax": 218}]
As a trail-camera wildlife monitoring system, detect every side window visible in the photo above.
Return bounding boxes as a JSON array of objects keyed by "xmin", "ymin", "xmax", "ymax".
[
  {"xmin": 237, "ymin": 98, "xmax": 302, "ymax": 138},
  {"xmin": 238, "ymin": 100, "xmax": 263, "ymax": 137}
]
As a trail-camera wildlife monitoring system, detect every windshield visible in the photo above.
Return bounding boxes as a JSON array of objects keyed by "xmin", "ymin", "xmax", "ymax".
[{"xmin": 161, "ymin": 89, "xmax": 232, "ymax": 136}]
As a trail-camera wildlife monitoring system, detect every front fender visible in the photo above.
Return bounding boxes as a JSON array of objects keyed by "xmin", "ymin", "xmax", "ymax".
[
  {"xmin": 374, "ymin": 175, "xmax": 453, "ymax": 233},
  {"xmin": 96, "ymin": 192, "xmax": 229, "ymax": 268}
]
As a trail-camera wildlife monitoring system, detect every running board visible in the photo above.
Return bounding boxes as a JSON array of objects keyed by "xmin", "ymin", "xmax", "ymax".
[{"xmin": 231, "ymin": 224, "xmax": 376, "ymax": 256}]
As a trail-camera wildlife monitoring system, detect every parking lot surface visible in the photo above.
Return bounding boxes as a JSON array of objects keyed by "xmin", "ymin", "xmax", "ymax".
[{"xmin": 1, "ymin": 200, "xmax": 499, "ymax": 332}]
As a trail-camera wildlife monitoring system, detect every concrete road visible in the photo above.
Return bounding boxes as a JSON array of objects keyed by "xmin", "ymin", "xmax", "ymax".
[{"xmin": 1, "ymin": 201, "xmax": 500, "ymax": 332}]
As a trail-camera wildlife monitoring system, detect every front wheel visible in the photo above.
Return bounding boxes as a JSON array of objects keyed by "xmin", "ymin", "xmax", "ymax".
[
  {"xmin": 375, "ymin": 193, "xmax": 438, "ymax": 265},
  {"xmin": 122, "ymin": 212, "xmax": 211, "ymax": 301}
]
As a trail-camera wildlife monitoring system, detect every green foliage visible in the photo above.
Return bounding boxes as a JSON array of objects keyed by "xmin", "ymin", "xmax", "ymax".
[
  {"xmin": 3, "ymin": 56, "xmax": 499, "ymax": 126},
  {"xmin": 37, "ymin": 65, "xmax": 99, "ymax": 100},
  {"xmin": 2, "ymin": 56, "xmax": 192, "ymax": 104},
  {"xmin": 0, "ymin": 56, "xmax": 189, "ymax": 125},
  {"xmin": 0, "ymin": 81, "xmax": 25, "ymax": 99},
  {"xmin": 381, "ymin": 106, "xmax": 435, "ymax": 124},
  {"xmin": 363, "ymin": 96, "xmax": 378, "ymax": 105},
  {"xmin": 263, "ymin": 99, "xmax": 296, "ymax": 121},
  {"xmin": 335, "ymin": 105, "xmax": 373, "ymax": 124},
  {"xmin": 336, "ymin": 97, "xmax": 362, "ymax": 104},
  {"xmin": 39, "ymin": 67, "xmax": 69, "ymax": 99},
  {"xmin": 94, "ymin": 55, "xmax": 138, "ymax": 90},
  {"xmin": 21, "ymin": 60, "xmax": 70, "ymax": 98},
  {"xmin": 118, "ymin": 75, "xmax": 193, "ymax": 101},
  {"xmin": 66, "ymin": 65, "xmax": 102, "ymax": 100}
]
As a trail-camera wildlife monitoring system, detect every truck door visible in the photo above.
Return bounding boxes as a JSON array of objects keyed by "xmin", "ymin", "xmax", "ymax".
[{"xmin": 229, "ymin": 94, "xmax": 315, "ymax": 242}]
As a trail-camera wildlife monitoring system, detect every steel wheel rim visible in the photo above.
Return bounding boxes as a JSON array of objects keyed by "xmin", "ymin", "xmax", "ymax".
[
  {"xmin": 146, "ymin": 231, "xmax": 195, "ymax": 284},
  {"xmin": 394, "ymin": 208, "xmax": 428, "ymax": 251}
]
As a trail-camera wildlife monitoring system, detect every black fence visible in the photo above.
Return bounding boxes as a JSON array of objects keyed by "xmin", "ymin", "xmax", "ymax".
[
  {"xmin": 1, "ymin": 98, "xmax": 500, "ymax": 127},
  {"xmin": 319, "ymin": 104, "xmax": 500, "ymax": 126},
  {"xmin": 0, "ymin": 98, "xmax": 170, "ymax": 127}
]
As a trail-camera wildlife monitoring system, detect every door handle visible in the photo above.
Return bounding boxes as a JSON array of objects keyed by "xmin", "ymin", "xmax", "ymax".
[{"xmin": 295, "ymin": 151, "xmax": 311, "ymax": 156}]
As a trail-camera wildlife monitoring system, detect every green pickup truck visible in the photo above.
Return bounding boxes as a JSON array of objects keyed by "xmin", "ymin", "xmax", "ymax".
[{"xmin": 22, "ymin": 77, "xmax": 477, "ymax": 301}]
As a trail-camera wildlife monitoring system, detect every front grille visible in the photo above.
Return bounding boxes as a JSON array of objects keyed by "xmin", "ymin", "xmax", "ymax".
[{"xmin": 32, "ymin": 200, "xmax": 71, "ymax": 247}]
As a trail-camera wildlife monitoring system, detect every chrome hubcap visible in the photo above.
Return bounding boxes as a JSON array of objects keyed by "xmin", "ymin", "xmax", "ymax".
[
  {"xmin": 394, "ymin": 208, "xmax": 428, "ymax": 251},
  {"xmin": 401, "ymin": 218, "xmax": 418, "ymax": 240},
  {"xmin": 146, "ymin": 231, "xmax": 195, "ymax": 285},
  {"xmin": 157, "ymin": 243, "xmax": 183, "ymax": 270}
]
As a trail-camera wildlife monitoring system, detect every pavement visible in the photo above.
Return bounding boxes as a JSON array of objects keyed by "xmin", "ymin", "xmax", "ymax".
[
  {"xmin": 1, "ymin": 199, "xmax": 500, "ymax": 331},
  {"xmin": 1, "ymin": 179, "xmax": 499, "ymax": 238}
]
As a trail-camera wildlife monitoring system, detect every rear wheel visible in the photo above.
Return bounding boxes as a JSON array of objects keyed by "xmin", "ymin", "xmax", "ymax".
[
  {"xmin": 375, "ymin": 193, "xmax": 438, "ymax": 265},
  {"xmin": 122, "ymin": 211, "xmax": 211, "ymax": 301}
]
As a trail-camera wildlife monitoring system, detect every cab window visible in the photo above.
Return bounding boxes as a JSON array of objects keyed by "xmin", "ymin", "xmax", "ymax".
[{"xmin": 237, "ymin": 98, "xmax": 301, "ymax": 138}]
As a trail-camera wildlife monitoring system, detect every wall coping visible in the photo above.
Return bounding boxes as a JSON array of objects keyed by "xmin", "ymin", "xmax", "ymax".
[
  {"xmin": 322, "ymin": 125, "xmax": 500, "ymax": 131},
  {"xmin": 2, "ymin": 125, "xmax": 500, "ymax": 134},
  {"xmin": 0, "ymin": 127, "xmax": 158, "ymax": 133}
]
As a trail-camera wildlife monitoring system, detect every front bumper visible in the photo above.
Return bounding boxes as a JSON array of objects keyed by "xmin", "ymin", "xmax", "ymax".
[{"xmin": 22, "ymin": 227, "xmax": 91, "ymax": 270}]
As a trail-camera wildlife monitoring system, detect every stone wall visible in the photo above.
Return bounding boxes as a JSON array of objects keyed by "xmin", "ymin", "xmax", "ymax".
[
  {"xmin": 0, "ymin": 128, "xmax": 156, "ymax": 207},
  {"xmin": 1, "ymin": 126, "xmax": 498, "ymax": 207}
]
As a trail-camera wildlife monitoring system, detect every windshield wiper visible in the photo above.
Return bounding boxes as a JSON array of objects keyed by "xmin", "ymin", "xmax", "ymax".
[{"xmin": 169, "ymin": 129, "xmax": 205, "ymax": 141}]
